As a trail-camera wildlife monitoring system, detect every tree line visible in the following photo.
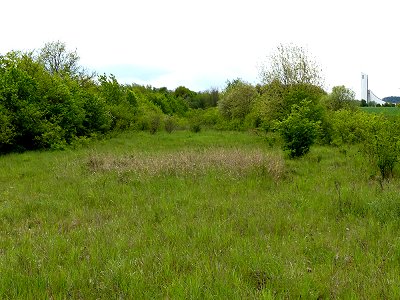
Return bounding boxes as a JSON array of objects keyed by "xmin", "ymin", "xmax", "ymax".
[
  {"xmin": 1, "ymin": 41, "xmax": 399, "ymax": 178},
  {"xmin": 0, "ymin": 41, "xmax": 219, "ymax": 152}
]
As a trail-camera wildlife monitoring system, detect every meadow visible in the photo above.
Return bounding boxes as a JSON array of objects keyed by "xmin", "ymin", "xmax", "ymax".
[
  {"xmin": 1, "ymin": 130, "xmax": 400, "ymax": 299},
  {"xmin": 361, "ymin": 106, "xmax": 400, "ymax": 116}
]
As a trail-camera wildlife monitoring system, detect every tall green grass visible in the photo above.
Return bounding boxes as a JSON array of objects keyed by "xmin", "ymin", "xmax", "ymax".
[{"xmin": 1, "ymin": 130, "xmax": 400, "ymax": 298}]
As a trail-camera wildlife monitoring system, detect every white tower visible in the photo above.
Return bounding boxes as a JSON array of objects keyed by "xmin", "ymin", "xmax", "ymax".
[{"xmin": 361, "ymin": 73, "xmax": 369, "ymax": 102}]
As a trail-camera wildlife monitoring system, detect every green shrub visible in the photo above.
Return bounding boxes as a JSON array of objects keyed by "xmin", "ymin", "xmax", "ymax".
[
  {"xmin": 218, "ymin": 79, "xmax": 258, "ymax": 121},
  {"xmin": 200, "ymin": 107, "xmax": 221, "ymax": 127},
  {"xmin": 0, "ymin": 105, "xmax": 16, "ymax": 148},
  {"xmin": 189, "ymin": 122, "xmax": 201, "ymax": 133},
  {"xmin": 322, "ymin": 85, "xmax": 357, "ymax": 111},
  {"xmin": 258, "ymin": 82, "xmax": 326, "ymax": 125},
  {"xmin": 189, "ymin": 116, "xmax": 202, "ymax": 133},
  {"xmin": 330, "ymin": 110, "xmax": 382, "ymax": 146},
  {"xmin": 364, "ymin": 121, "xmax": 400, "ymax": 179},
  {"xmin": 34, "ymin": 121, "xmax": 66, "ymax": 150},
  {"xmin": 81, "ymin": 93, "xmax": 112, "ymax": 134},
  {"xmin": 149, "ymin": 114, "xmax": 161, "ymax": 134},
  {"xmin": 108, "ymin": 104, "xmax": 135, "ymax": 130},
  {"xmin": 164, "ymin": 116, "xmax": 175, "ymax": 133},
  {"xmin": 277, "ymin": 101, "xmax": 320, "ymax": 158}
]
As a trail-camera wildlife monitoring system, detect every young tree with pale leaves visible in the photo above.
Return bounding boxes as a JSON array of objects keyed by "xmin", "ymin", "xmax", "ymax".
[{"xmin": 259, "ymin": 43, "xmax": 324, "ymax": 88}]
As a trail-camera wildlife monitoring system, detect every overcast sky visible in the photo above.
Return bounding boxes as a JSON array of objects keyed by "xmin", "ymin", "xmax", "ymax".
[{"xmin": 1, "ymin": 0, "xmax": 399, "ymax": 98}]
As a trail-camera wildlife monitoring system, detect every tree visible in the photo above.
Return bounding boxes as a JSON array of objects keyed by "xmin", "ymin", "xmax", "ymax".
[
  {"xmin": 323, "ymin": 85, "xmax": 356, "ymax": 111},
  {"xmin": 174, "ymin": 86, "xmax": 201, "ymax": 109},
  {"xmin": 218, "ymin": 79, "xmax": 258, "ymax": 120},
  {"xmin": 37, "ymin": 41, "xmax": 82, "ymax": 77},
  {"xmin": 257, "ymin": 81, "xmax": 326, "ymax": 125},
  {"xmin": 207, "ymin": 87, "xmax": 220, "ymax": 107},
  {"xmin": 259, "ymin": 43, "xmax": 324, "ymax": 87},
  {"xmin": 174, "ymin": 86, "xmax": 196, "ymax": 100},
  {"xmin": 98, "ymin": 74, "xmax": 124, "ymax": 104}
]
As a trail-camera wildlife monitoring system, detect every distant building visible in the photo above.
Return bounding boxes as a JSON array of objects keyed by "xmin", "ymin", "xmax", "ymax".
[
  {"xmin": 361, "ymin": 73, "xmax": 385, "ymax": 105},
  {"xmin": 361, "ymin": 73, "xmax": 368, "ymax": 102}
]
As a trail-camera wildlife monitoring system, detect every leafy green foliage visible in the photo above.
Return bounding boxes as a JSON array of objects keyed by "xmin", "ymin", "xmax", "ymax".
[
  {"xmin": 363, "ymin": 119, "xmax": 400, "ymax": 179},
  {"xmin": 175, "ymin": 86, "xmax": 219, "ymax": 109},
  {"xmin": 322, "ymin": 85, "xmax": 357, "ymax": 111},
  {"xmin": 5, "ymin": 39, "xmax": 400, "ymax": 174},
  {"xmin": 330, "ymin": 110, "xmax": 382, "ymax": 146},
  {"xmin": 191, "ymin": 88, "xmax": 219, "ymax": 109},
  {"xmin": 259, "ymin": 43, "xmax": 324, "ymax": 87},
  {"xmin": 277, "ymin": 100, "xmax": 321, "ymax": 157},
  {"xmin": 329, "ymin": 109, "xmax": 400, "ymax": 179},
  {"xmin": 257, "ymin": 81, "xmax": 326, "ymax": 126},
  {"xmin": 0, "ymin": 104, "xmax": 16, "ymax": 148},
  {"xmin": 367, "ymin": 132, "xmax": 399, "ymax": 179},
  {"xmin": 0, "ymin": 49, "xmax": 111, "ymax": 152},
  {"xmin": 218, "ymin": 79, "xmax": 258, "ymax": 121},
  {"xmin": 164, "ymin": 116, "xmax": 175, "ymax": 133},
  {"xmin": 37, "ymin": 41, "xmax": 85, "ymax": 79},
  {"xmin": 189, "ymin": 114, "xmax": 202, "ymax": 133},
  {"xmin": 149, "ymin": 113, "xmax": 161, "ymax": 134}
]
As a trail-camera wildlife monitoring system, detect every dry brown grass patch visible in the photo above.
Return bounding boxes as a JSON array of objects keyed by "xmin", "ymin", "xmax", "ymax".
[{"xmin": 87, "ymin": 148, "xmax": 285, "ymax": 180}]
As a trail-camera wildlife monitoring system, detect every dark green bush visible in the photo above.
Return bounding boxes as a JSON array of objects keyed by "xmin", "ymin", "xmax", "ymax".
[
  {"xmin": 277, "ymin": 100, "xmax": 320, "ymax": 158},
  {"xmin": 0, "ymin": 104, "xmax": 16, "ymax": 150}
]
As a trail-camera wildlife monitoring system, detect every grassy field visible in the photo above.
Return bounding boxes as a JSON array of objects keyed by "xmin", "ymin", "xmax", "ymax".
[
  {"xmin": 1, "ymin": 130, "xmax": 400, "ymax": 298},
  {"xmin": 361, "ymin": 106, "xmax": 400, "ymax": 116}
]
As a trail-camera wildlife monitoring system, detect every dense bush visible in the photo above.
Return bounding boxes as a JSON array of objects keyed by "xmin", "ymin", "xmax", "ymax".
[
  {"xmin": 149, "ymin": 114, "xmax": 161, "ymax": 134},
  {"xmin": 0, "ymin": 104, "xmax": 16, "ymax": 148},
  {"xmin": 363, "ymin": 118, "xmax": 400, "ymax": 179},
  {"xmin": 0, "ymin": 50, "xmax": 117, "ymax": 152},
  {"xmin": 328, "ymin": 109, "xmax": 400, "ymax": 179},
  {"xmin": 256, "ymin": 81, "xmax": 326, "ymax": 129},
  {"xmin": 322, "ymin": 85, "xmax": 357, "ymax": 111},
  {"xmin": 218, "ymin": 79, "xmax": 258, "ymax": 121},
  {"xmin": 175, "ymin": 86, "xmax": 219, "ymax": 109},
  {"xmin": 277, "ymin": 100, "xmax": 321, "ymax": 158},
  {"xmin": 329, "ymin": 110, "xmax": 380, "ymax": 146},
  {"xmin": 0, "ymin": 46, "xmax": 197, "ymax": 153},
  {"xmin": 188, "ymin": 112, "xmax": 202, "ymax": 133}
]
